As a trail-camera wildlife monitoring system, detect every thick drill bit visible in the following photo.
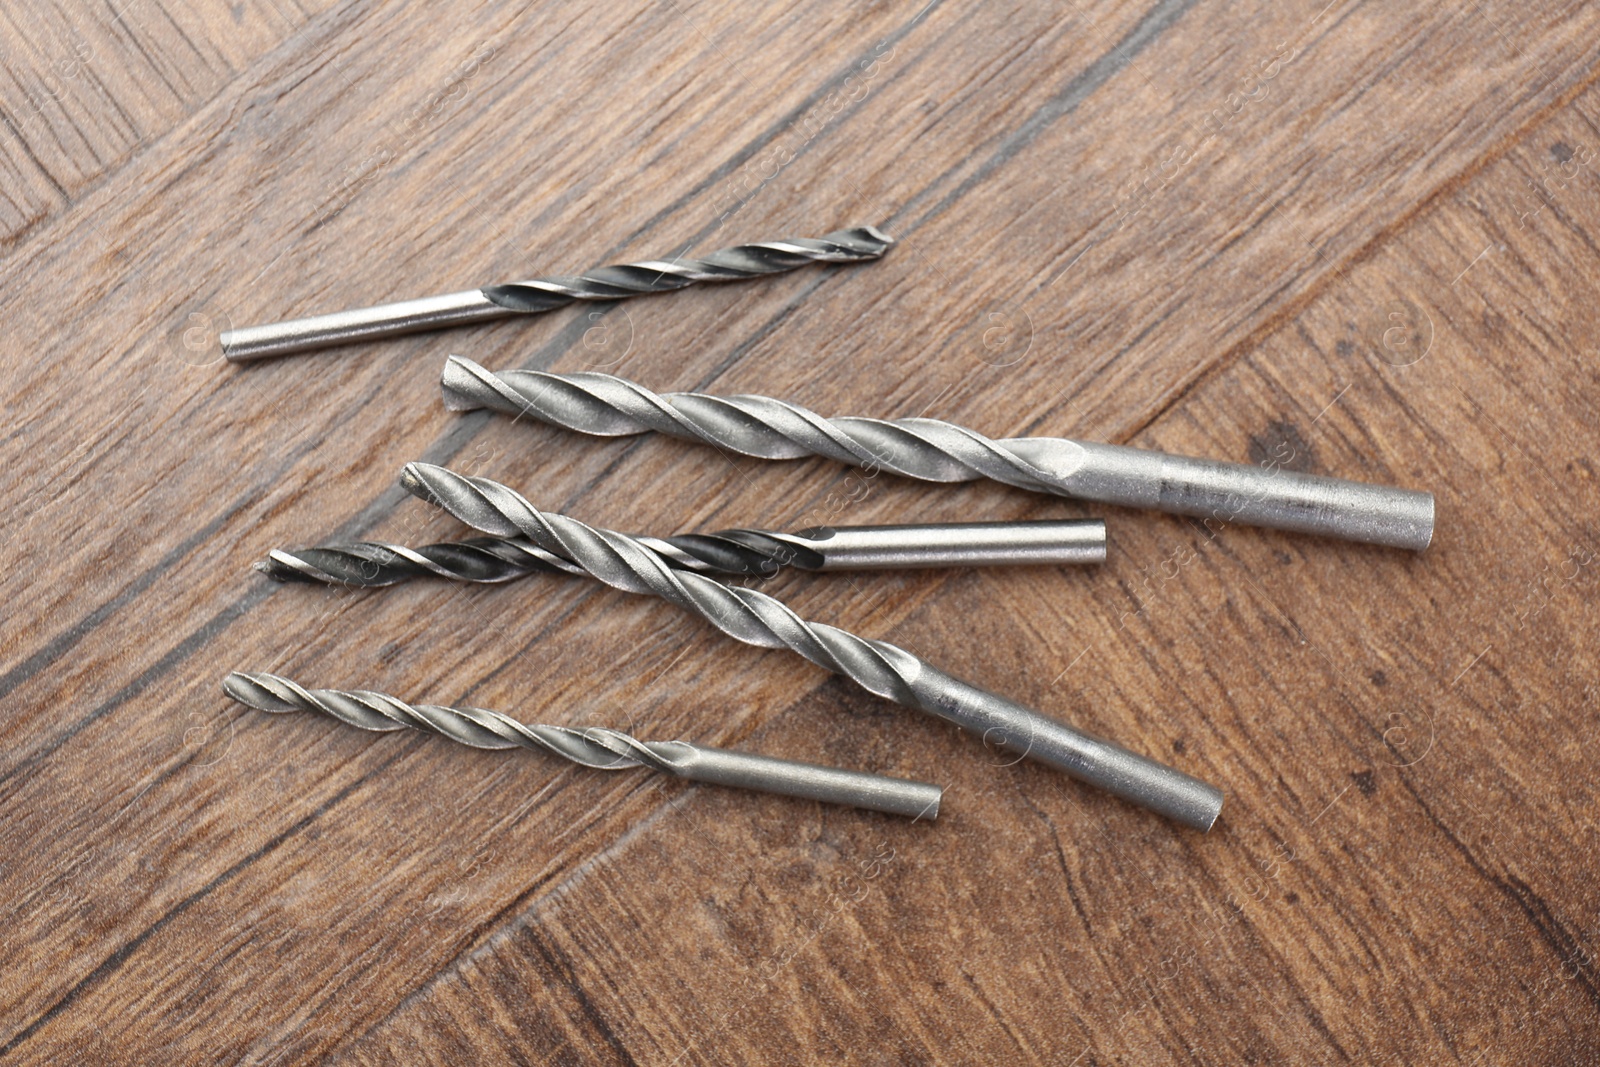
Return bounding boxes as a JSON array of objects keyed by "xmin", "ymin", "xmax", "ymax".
[
  {"xmin": 220, "ymin": 226, "xmax": 893, "ymax": 361},
  {"xmin": 442, "ymin": 356, "xmax": 1435, "ymax": 551},
  {"xmin": 257, "ymin": 520, "xmax": 1108, "ymax": 586},
  {"xmin": 399, "ymin": 462, "xmax": 1223, "ymax": 831},
  {"xmin": 223, "ymin": 671, "xmax": 941, "ymax": 819}
]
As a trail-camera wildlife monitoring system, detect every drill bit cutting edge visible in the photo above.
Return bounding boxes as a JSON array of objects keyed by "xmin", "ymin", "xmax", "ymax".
[
  {"xmin": 441, "ymin": 356, "xmax": 1435, "ymax": 552},
  {"xmin": 257, "ymin": 519, "xmax": 1107, "ymax": 586},
  {"xmin": 220, "ymin": 226, "xmax": 893, "ymax": 361},
  {"xmin": 223, "ymin": 671, "xmax": 942, "ymax": 819},
  {"xmin": 397, "ymin": 462, "xmax": 1224, "ymax": 831}
]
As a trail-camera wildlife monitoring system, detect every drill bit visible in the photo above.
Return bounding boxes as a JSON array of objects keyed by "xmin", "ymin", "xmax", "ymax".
[
  {"xmin": 257, "ymin": 520, "xmax": 1108, "ymax": 586},
  {"xmin": 220, "ymin": 226, "xmax": 893, "ymax": 361},
  {"xmin": 398, "ymin": 462, "xmax": 1224, "ymax": 831},
  {"xmin": 224, "ymin": 671, "xmax": 942, "ymax": 819},
  {"xmin": 441, "ymin": 356, "xmax": 1436, "ymax": 551}
]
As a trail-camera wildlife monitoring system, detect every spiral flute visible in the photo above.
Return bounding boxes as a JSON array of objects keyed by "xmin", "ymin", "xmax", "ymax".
[
  {"xmin": 398, "ymin": 462, "xmax": 1223, "ymax": 830},
  {"xmin": 223, "ymin": 671, "xmax": 941, "ymax": 819},
  {"xmin": 258, "ymin": 537, "xmax": 585, "ymax": 586},
  {"xmin": 257, "ymin": 519, "xmax": 1107, "ymax": 586},
  {"xmin": 220, "ymin": 226, "xmax": 893, "ymax": 361},
  {"xmin": 441, "ymin": 356, "xmax": 1436, "ymax": 551}
]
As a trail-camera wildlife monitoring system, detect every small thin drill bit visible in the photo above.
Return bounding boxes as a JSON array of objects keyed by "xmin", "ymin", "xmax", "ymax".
[
  {"xmin": 257, "ymin": 520, "xmax": 1108, "ymax": 586},
  {"xmin": 223, "ymin": 671, "xmax": 941, "ymax": 819},
  {"xmin": 220, "ymin": 226, "xmax": 893, "ymax": 362},
  {"xmin": 397, "ymin": 462, "xmax": 1223, "ymax": 831},
  {"xmin": 441, "ymin": 356, "xmax": 1436, "ymax": 551}
]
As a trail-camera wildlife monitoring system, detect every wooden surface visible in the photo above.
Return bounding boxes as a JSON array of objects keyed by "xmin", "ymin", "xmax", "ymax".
[{"xmin": 4, "ymin": 0, "xmax": 1599, "ymax": 1061}]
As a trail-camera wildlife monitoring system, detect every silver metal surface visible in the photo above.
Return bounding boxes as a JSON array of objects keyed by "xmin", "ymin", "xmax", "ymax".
[
  {"xmin": 222, "ymin": 290, "xmax": 504, "ymax": 361},
  {"xmin": 220, "ymin": 227, "xmax": 894, "ymax": 362},
  {"xmin": 661, "ymin": 745, "xmax": 939, "ymax": 819},
  {"xmin": 400, "ymin": 462, "xmax": 1223, "ymax": 830},
  {"xmin": 797, "ymin": 520, "xmax": 1106, "ymax": 569},
  {"xmin": 256, "ymin": 520, "xmax": 1106, "ymax": 586},
  {"xmin": 442, "ymin": 356, "xmax": 1435, "ymax": 551},
  {"xmin": 224, "ymin": 671, "xmax": 940, "ymax": 819}
]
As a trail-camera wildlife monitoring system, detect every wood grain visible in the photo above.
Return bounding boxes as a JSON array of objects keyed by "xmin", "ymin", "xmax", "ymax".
[{"xmin": 3, "ymin": 0, "xmax": 1598, "ymax": 1062}]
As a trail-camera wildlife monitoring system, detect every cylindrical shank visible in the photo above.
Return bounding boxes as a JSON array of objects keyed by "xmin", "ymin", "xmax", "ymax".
[
  {"xmin": 1007, "ymin": 439, "xmax": 1434, "ymax": 552},
  {"xmin": 222, "ymin": 291, "xmax": 503, "ymax": 361},
  {"xmin": 653, "ymin": 743, "xmax": 942, "ymax": 819},
  {"xmin": 798, "ymin": 520, "xmax": 1107, "ymax": 569},
  {"xmin": 909, "ymin": 663, "xmax": 1221, "ymax": 829}
]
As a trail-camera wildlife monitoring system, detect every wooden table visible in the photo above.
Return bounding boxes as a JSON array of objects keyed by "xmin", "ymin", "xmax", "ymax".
[{"xmin": 5, "ymin": 0, "xmax": 1598, "ymax": 1061}]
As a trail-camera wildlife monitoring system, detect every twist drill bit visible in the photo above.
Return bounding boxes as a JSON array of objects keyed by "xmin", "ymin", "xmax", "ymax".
[
  {"xmin": 398, "ymin": 462, "xmax": 1223, "ymax": 831},
  {"xmin": 442, "ymin": 356, "xmax": 1436, "ymax": 551},
  {"xmin": 220, "ymin": 226, "xmax": 893, "ymax": 361},
  {"xmin": 257, "ymin": 520, "xmax": 1107, "ymax": 586},
  {"xmin": 223, "ymin": 671, "xmax": 941, "ymax": 819}
]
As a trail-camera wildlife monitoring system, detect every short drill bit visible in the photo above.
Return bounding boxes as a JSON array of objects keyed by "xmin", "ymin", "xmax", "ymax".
[
  {"xmin": 398, "ymin": 462, "xmax": 1223, "ymax": 831},
  {"xmin": 257, "ymin": 520, "xmax": 1108, "ymax": 586},
  {"xmin": 441, "ymin": 356, "xmax": 1436, "ymax": 551},
  {"xmin": 223, "ymin": 671, "xmax": 941, "ymax": 819},
  {"xmin": 220, "ymin": 226, "xmax": 893, "ymax": 361}
]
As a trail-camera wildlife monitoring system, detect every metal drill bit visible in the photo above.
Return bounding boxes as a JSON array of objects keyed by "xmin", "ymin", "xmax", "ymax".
[
  {"xmin": 257, "ymin": 519, "xmax": 1108, "ymax": 586},
  {"xmin": 442, "ymin": 356, "xmax": 1436, "ymax": 551},
  {"xmin": 220, "ymin": 226, "xmax": 893, "ymax": 362},
  {"xmin": 223, "ymin": 671, "xmax": 941, "ymax": 819},
  {"xmin": 398, "ymin": 462, "xmax": 1223, "ymax": 831}
]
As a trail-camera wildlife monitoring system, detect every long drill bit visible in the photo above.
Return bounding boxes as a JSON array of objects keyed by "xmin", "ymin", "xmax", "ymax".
[
  {"xmin": 257, "ymin": 520, "xmax": 1108, "ymax": 586},
  {"xmin": 441, "ymin": 356, "xmax": 1436, "ymax": 551},
  {"xmin": 223, "ymin": 671, "xmax": 941, "ymax": 819},
  {"xmin": 398, "ymin": 462, "xmax": 1224, "ymax": 831},
  {"xmin": 220, "ymin": 226, "xmax": 893, "ymax": 362}
]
